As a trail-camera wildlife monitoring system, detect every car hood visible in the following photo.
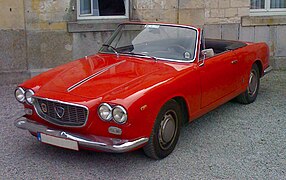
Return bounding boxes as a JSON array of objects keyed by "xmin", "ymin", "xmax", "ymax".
[{"xmin": 36, "ymin": 54, "xmax": 183, "ymax": 99}]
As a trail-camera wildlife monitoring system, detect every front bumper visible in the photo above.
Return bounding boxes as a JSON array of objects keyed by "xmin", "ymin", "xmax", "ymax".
[
  {"xmin": 264, "ymin": 66, "xmax": 273, "ymax": 76},
  {"xmin": 15, "ymin": 117, "xmax": 148, "ymax": 153}
]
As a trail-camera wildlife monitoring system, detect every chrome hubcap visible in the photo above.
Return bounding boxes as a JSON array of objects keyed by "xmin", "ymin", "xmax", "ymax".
[
  {"xmin": 248, "ymin": 70, "xmax": 258, "ymax": 97},
  {"xmin": 158, "ymin": 110, "xmax": 177, "ymax": 150}
]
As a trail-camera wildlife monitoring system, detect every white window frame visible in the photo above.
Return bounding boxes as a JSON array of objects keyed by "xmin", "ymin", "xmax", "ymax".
[
  {"xmin": 250, "ymin": 0, "xmax": 286, "ymax": 16},
  {"xmin": 77, "ymin": 0, "xmax": 129, "ymax": 20}
]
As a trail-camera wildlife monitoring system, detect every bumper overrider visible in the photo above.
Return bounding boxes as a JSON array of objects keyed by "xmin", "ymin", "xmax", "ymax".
[
  {"xmin": 264, "ymin": 66, "xmax": 273, "ymax": 76},
  {"xmin": 15, "ymin": 117, "xmax": 149, "ymax": 153}
]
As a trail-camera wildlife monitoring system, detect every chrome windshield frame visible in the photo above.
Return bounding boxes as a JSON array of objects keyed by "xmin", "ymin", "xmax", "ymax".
[{"xmin": 99, "ymin": 23, "xmax": 199, "ymax": 63}]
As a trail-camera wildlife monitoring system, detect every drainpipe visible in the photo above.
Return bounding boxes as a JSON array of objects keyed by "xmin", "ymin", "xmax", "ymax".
[{"xmin": 177, "ymin": 0, "xmax": 180, "ymax": 23}]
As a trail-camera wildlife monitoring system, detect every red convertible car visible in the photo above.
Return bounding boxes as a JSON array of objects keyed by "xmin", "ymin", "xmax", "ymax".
[{"xmin": 15, "ymin": 22, "xmax": 272, "ymax": 159}]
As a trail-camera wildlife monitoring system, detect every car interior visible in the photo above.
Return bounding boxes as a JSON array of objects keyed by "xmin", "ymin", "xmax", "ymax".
[{"xmin": 203, "ymin": 38, "xmax": 247, "ymax": 56}]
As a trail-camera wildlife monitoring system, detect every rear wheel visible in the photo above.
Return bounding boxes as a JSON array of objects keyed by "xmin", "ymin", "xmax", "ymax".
[
  {"xmin": 143, "ymin": 99, "xmax": 182, "ymax": 159},
  {"xmin": 236, "ymin": 64, "xmax": 260, "ymax": 104}
]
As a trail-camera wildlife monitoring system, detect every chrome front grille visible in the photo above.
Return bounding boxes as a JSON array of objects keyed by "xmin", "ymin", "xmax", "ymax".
[{"xmin": 34, "ymin": 97, "xmax": 88, "ymax": 127}]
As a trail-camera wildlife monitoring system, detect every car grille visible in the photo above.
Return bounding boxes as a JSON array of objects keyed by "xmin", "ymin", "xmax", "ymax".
[{"xmin": 34, "ymin": 97, "xmax": 88, "ymax": 127}]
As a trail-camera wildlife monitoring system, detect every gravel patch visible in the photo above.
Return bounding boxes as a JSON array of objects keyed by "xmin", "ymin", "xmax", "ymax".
[{"xmin": 0, "ymin": 71, "xmax": 285, "ymax": 179}]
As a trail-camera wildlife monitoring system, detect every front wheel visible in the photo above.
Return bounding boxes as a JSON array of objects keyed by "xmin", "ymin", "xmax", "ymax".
[
  {"xmin": 236, "ymin": 64, "xmax": 260, "ymax": 104},
  {"xmin": 143, "ymin": 99, "xmax": 182, "ymax": 159}
]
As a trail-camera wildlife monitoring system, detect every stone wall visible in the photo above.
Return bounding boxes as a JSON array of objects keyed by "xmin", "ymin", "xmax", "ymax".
[
  {"xmin": 24, "ymin": 0, "xmax": 75, "ymax": 72},
  {"xmin": 0, "ymin": 0, "xmax": 29, "ymax": 84},
  {"xmin": 0, "ymin": 0, "xmax": 77, "ymax": 84},
  {"xmin": 133, "ymin": 0, "xmax": 250, "ymax": 25},
  {"xmin": 133, "ymin": 0, "xmax": 178, "ymax": 23},
  {"xmin": 0, "ymin": 0, "xmax": 285, "ymax": 85},
  {"xmin": 205, "ymin": 0, "xmax": 249, "ymax": 24}
]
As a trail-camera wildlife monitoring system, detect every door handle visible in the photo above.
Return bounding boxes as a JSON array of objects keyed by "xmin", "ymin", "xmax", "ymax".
[{"xmin": 231, "ymin": 60, "xmax": 238, "ymax": 64}]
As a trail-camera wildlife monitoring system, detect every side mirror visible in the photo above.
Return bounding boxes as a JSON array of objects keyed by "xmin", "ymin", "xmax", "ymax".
[
  {"xmin": 199, "ymin": 48, "xmax": 214, "ymax": 67},
  {"xmin": 201, "ymin": 48, "xmax": 215, "ymax": 58}
]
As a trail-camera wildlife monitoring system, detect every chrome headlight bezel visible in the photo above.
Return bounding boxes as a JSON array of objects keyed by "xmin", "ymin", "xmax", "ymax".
[
  {"xmin": 112, "ymin": 105, "xmax": 128, "ymax": 124},
  {"xmin": 15, "ymin": 87, "xmax": 25, "ymax": 103},
  {"xmin": 98, "ymin": 103, "xmax": 113, "ymax": 121},
  {"xmin": 25, "ymin": 89, "xmax": 35, "ymax": 105},
  {"xmin": 98, "ymin": 103, "xmax": 128, "ymax": 124}
]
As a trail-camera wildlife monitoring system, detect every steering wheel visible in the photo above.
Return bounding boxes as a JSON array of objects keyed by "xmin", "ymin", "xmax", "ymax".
[{"xmin": 167, "ymin": 45, "xmax": 186, "ymax": 53}]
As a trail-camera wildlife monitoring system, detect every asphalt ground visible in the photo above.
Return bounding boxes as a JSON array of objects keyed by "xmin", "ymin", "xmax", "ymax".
[{"xmin": 0, "ymin": 71, "xmax": 285, "ymax": 179}]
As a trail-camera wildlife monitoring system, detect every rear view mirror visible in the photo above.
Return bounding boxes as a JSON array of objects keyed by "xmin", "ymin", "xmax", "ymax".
[{"xmin": 201, "ymin": 48, "xmax": 215, "ymax": 58}]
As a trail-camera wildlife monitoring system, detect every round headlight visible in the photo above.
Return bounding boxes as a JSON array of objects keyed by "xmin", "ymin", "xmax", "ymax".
[
  {"xmin": 98, "ymin": 103, "xmax": 112, "ymax": 121},
  {"xmin": 112, "ymin": 106, "xmax": 128, "ymax": 124},
  {"xmin": 15, "ymin": 87, "xmax": 25, "ymax": 103},
  {"xmin": 25, "ymin": 89, "xmax": 35, "ymax": 105}
]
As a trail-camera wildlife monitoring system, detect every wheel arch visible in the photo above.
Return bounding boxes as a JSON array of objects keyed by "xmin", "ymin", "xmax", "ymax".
[
  {"xmin": 254, "ymin": 60, "xmax": 263, "ymax": 78},
  {"xmin": 172, "ymin": 96, "xmax": 189, "ymax": 126}
]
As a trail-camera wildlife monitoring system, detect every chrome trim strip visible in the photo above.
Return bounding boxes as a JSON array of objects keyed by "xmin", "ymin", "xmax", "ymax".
[
  {"xmin": 15, "ymin": 117, "xmax": 149, "ymax": 153},
  {"xmin": 15, "ymin": 87, "xmax": 26, "ymax": 103},
  {"xmin": 112, "ymin": 105, "xmax": 128, "ymax": 124},
  {"xmin": 33, "ymin": 96, "xmax": 89, "ymax": 128},
  {"xmin": 98, "ymin": 103, "xmax": 113, "ymax": 121},
  {"xmin": 264, "ymin": 66, "xmax": 273, "ymax": 76},
  {"xmin": 25, "ymin": 89, "xmax": 35, "ymax": 105},
  {"xmin": 67, "ymin": 60, "xmax": 126, "ymax": 92}
]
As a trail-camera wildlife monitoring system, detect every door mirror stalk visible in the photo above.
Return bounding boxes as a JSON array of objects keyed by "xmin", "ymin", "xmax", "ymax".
[{"xmin": 199, "ymin": 48, "xmax": 215, "ymax": 67}]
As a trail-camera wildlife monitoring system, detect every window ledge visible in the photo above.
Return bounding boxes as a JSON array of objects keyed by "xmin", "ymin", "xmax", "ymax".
[
  {"xmin": 67, "ymin": 19, "xmax": 129, "ymax": 33},
  {"xmin": 242, "ymin": 15, "xmax": 286, "ymax": 26}
]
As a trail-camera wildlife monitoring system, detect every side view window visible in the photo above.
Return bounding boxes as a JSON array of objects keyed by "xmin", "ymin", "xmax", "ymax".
[{"xmin": 78, "ymin": 0, "xmax": 129, "ymax": 20}]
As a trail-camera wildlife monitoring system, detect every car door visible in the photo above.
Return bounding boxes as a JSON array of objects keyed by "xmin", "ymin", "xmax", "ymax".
[{"xmin": 200, "ymin": 51, "xmax": 238, "ymax": 108}]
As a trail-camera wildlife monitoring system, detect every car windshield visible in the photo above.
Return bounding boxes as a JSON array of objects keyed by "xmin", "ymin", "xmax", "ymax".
[{"xmin": 100, "ymin": 23, "xmax": 198, "ymax": 62}]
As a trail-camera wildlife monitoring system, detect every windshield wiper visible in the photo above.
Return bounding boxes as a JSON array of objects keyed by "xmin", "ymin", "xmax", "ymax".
[
  {"xmin": 102, "ymin": 44, "xmax": 119, "ymax": 57},
  {"xmin": 121, "ymin": 52, "xmax": 158, "ymax": 61}
]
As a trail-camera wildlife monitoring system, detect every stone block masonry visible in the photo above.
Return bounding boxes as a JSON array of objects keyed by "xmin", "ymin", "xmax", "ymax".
[
  {"xmin": 204, "ymin": 23, "xmax": 286, "ymax": 70},
  {"xmin": 0, "ymin": 0, "xmax": 285, "ymax": 85},
  {"xmin": 0, "ymin": 0, "xmax": 76, "ymax": 85}
]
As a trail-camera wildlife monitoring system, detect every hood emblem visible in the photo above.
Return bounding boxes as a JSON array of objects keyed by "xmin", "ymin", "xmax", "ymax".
[
  {"xmin": 55, "ymin": 106, "xmax": 65, "ymax": 118},
  {"xmin": 41, "ymin": 103, "xmax": 48, "ymax": 113}
]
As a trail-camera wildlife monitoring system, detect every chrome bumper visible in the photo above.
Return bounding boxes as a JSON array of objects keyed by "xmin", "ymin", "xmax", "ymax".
[
  {"xmin": 264, "ymin": 66, "xmax": 273, "ymax": 76},
  {"xmin": 15, "ymin": 117, "xmax": 148, "ymax": 153}
]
